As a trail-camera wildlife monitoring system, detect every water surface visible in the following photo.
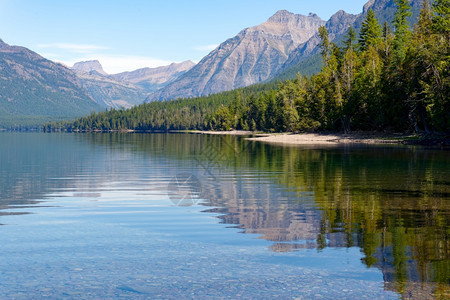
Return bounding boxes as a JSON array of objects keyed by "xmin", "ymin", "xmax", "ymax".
[{"xmin": 0, "ymin": 132, "xmax": 448, "ymax": 299}]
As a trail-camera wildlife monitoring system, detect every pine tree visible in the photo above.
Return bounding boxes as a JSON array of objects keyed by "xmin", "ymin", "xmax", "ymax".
[
  {"xmin": 429, "ymin": 0, "xmax": 450, "ymax": 131},
  {"xmin": 393, "ymin": 0, "xmax": 412, "ymax": 61},
  {"xmin": 432, "ymin": 0, "xmax": 450, "ymax": 39},
  {"xmin": 343, "ymin": 26, "xmax": 356, "ymax": 52},
  {"xmin": 358, "ymin": 9, "xmax": 382, "ymax": 51},
  {"xmin": 407, "ymin": 0, "xmax": 434, "ymax": 133},
  {"xmin": 318, "ymin": 26, "xmax": 331, "ymax": 65},
  {"xmin": 381, "ymin": 21, "xmax": 393, "ymax": 60}
]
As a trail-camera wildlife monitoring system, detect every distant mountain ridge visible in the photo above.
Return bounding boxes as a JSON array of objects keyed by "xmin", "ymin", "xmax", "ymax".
[
  {"xmin": 70, "ymin": 60, "xmax": 195, "ymax": 108},
  {"xmin": 0, "ymin": 39, "xmax": 101, "ymax": 127},
  {"xmin": 110, "ymin": 60, "xmax": 195, "ymax": 92},
  {"xmin": 71, "ymin": 67, "xmax": 147, "ymax": 109}
]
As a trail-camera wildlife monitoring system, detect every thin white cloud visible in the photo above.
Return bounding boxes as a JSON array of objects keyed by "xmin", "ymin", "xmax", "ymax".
[
  {"xmin": 37, "ymin": 43, "xmax": 109, "ymax": 53},
  {"xmin": 194, "ymin": 44, "xmax": 218, "ymax": 52},
  {"xmin": 60, "ymin": 55, "xmax": 174, "ymax": 74}
]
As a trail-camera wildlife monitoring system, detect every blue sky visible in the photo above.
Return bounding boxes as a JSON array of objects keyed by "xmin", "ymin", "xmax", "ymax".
[{"xmin": 0, "ymin": 0, "xmax": 368, "ymax": 73}]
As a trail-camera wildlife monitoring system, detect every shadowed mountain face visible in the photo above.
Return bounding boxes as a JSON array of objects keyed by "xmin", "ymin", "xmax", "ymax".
[
  {"xmin": 150, "ymin": 10, "xmax": 326, "ymax": 100},
  {"xmin": 0, "ymin": 39, "xmax": 101, "ymax": 127}
]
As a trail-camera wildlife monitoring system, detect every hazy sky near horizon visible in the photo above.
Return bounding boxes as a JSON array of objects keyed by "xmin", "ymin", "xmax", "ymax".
[{"xmin": 0, "ymin": 0, "xmax": 368, "ymax": 73}]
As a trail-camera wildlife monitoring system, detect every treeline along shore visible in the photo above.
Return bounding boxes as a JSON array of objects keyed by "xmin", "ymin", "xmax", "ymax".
[{"xmin": 44, "ymin": 1, "xmax": 449, "ymax": 141}]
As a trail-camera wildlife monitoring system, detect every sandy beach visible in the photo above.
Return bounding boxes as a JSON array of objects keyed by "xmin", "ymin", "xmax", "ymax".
[
  {"xmin": 188, "ymin": 130, "xmax": 412, "ymax": 145},
  {"xmin": 246, "ymin": 132, "xmax": 408, "ymax": 145}
]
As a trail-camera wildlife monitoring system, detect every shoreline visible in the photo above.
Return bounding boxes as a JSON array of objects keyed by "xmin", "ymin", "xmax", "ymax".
[
  {"xmin": 7, "ymin": 128, "xmax": 448, "ymax": 147},
  {"xmin": 188, "ymin": 130, "xmax": 448, "ymax": 147}
]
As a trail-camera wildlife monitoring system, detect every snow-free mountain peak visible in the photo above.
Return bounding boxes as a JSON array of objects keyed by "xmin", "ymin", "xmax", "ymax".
[
  {"xmin": 72, "ymin": 60, "xmax": 107, "ymax": 76},
  {"xmin": 150, "ymin": 10, "xmax": 326, "ymax": 100}
]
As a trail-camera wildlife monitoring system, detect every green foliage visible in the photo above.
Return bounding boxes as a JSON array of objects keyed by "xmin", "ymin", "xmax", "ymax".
[{"xmin": 432, "ymin": 0, "xmax": 450, "ymax": 37}]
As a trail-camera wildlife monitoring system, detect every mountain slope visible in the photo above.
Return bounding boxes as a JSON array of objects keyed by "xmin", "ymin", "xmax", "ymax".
[
  {"xmin": 0, "ymin": 39, "xmax": 101, "ymax": 127},
  {"xmin": 71, "ymin": 60, "xmax": 150, "ymax": 108},
  {"xmin": 111, "ymin": 61, "xmax": 195, "ymax": 92},
  {"xmin": 70, "ymin": 60, "xmax": 195, "ymax": 108},
  {"xmin": 150, "ymin": 10, "xmax": 325, "ymax": 100},
  {"xmin": 72, "ymin": 69, "xmax": 148, "ymax": 109},
  {"xmin": 151, "ymin": 0, "xmax": 425, "ymax": 100}
]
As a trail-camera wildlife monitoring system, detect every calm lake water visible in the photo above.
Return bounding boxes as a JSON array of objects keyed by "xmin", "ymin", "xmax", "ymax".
[{"xmin": 0, "ymin": 132, "xmax": 448, "ymax": 299}]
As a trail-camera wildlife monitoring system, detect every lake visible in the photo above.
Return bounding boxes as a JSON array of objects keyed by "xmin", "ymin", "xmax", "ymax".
[{"xmin": 0, "ymin": 132, "xmax": 448, "ymax": 299}]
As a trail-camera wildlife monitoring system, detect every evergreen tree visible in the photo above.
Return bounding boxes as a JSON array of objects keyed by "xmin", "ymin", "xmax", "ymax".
[
  {"xmin": 318, "ymin": 26, "xmax": 331, "ymax": 65},
  {"xmin": 407, "ymin": 0, "xmax": 434, "ymax": 133},
  {"xmin": 429, "ymin": 0, "xmax": 450, "ymax": 131},
  {"xmin": 358, "ymin": 9, "xmax": 382, "ymax": 51},
  {"xmin": 432, "ymin": 0, "xmax": 450, "ymax": 39},
  {"xmin": 381, "ymin": 21, "xmax": 394, "ymax": 62},
  {"xmin": 343, "ymin": 26, "xmax": 356, "ymax": 51},
  {"xmin": 393, "ymin": 0, "xmax": 412, "ymax": 61}
]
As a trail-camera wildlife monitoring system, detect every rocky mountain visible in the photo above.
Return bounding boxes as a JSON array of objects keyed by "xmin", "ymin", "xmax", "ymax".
[
  {"xmin": 71, "ymin": 61, "xmax": 149, "ymax": 108},
  {"xmin": 70, "ymin": 60, "xmax": 195, "ymax": 108},
  {"xmin": 150, "ymin": 10, "xmax": 326, "ymax": 100},
  {"xmin": 0, "ymin": 39, "xmax": 101, "ymax": 127},
  {"xmin": 150, "ymin": 0, "xmax": 425, "ymax": 101},
  {"xmin": 72, "ymin": 60, "xmax": 107, "ymax": 76},
  {"xmin": 111, "ymin": 61, "xmax": 195, "ymax": 92},
  {"xmin": 72, "ymin": 69, "xmax": 148, "ymax": 109}
]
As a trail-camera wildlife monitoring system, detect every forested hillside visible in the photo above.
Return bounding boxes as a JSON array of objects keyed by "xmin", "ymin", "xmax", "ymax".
[
  {"xmin": 43, "ymin": 83, "xmax": 277, "ymax": 132},
  {"xmin": 45, "ymin": 0, "xmax": 449, "ymax": 134},
  {"xmin": 0, "ymin": 40, "xmax": 101, "ymax": 129}
]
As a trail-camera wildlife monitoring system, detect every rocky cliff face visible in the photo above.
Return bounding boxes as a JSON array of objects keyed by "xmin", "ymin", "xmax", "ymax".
[
  {"xmin": 0, "ymin": 39, "xmax": 101, "ymax": 125},
  {"xmin": 111, "ymin": 60, "xmax": 195, "ymax": 92},
  {"xmin": 72, "ymin": 60, "xmax": 107, "ymax": 76},
  {"xmin": 150, "ymin": 10, "xmax": 326, "ymax": 100}
]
